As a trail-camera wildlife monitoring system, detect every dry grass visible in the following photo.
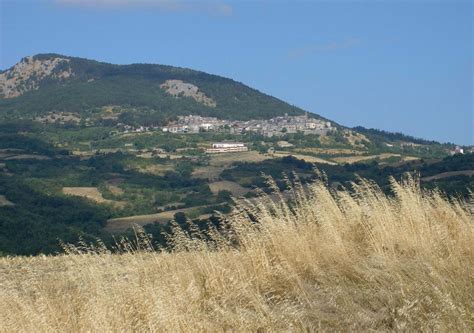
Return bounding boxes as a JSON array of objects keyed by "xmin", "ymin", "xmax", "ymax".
[
  {"xmin": 1, "ymin": 176, "xmax": 473, "ymax": 332},
  {"xmin": 63, "ymin": 186, "xmax": 107, "ymax": 202},
  {"xmin": 208, "ymin": 151, "xmax": 270, "ymax": 165},
  {"xmin": 191, "ymin": 165, "xmax": 224, "ymax": 180},
  {"xmin": 402, "ymin": 155, "xmax": 420, "ymax": 162}
]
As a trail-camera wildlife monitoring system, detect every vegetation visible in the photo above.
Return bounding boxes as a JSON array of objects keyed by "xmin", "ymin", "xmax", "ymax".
[
  {"xmin": 223, "ymin": 154, "xmax": 474, "ymax": 198},
  {"xmin": 0, "ymin": 54, "xmax": 314, "ymax": 121},
  {"xmin": 353, "ymin": 126, "xmax": 443, "ymax": 145},
  {"xmin": 0, "ymin": 128, "xmax": 471, "ymax": 255},
  {"xmin": 1, "ymin": 177, "xmax": 472, "ymax": 331},
  {"xmin": 0, "ymin": 54, "xmax": 467, "ymax": 258},
  {"xmin": 0, "ymin": 176, "xmax": 110, "ymax": 255}
]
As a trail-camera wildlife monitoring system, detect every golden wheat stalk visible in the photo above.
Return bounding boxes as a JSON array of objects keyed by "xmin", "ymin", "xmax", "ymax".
[{"xmin": 1, "ymin": 176, "xmax": 472, "ymax": 332}]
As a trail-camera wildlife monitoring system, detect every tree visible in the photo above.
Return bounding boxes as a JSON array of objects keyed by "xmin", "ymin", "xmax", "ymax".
[
  {"xmin": 216, "ymin": 190, "xmax": 232, "ymax": 202},
  {"xmin": 174, "ymin": 212, "xmax": 187, "ymax": 224},
  {"xmin": 176, "ymin": 161, "xmax": 194, "ymax": 178}
]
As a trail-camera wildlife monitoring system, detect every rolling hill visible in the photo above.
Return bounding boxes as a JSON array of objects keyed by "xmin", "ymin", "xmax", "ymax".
[
  {"xmin": 0, "ymin": 53, "xmax": 316, "ymax": 122},
  {"xmin": 1, "ymin": 54, "xmax": 457, "ymax": 150},
  {"xmin": 0, "ymin": 53, "xmax": 464, "ymax": 257}
]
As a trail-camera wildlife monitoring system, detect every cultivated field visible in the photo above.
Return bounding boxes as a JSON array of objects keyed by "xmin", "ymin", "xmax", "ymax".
[
  {"xmin": 106, "ymin": 212, "xmax": 175, "ymax": 233},
  {"xmin": 208, "ymin": 150, "xmax": 270, "ymax": 166},
  {"xmin": 332, "ymin": 153, "xmax": 403, "ymax": 164},
  {"xmin": 193, "ymin": 151, "xmax": 271, "ymax": 180},
  {"xmin": 422, "ymin": 170, "xmax": 474, "ymax": 181},
  {"xmin": 135, "ymin": 163, "xmax": 174, "ymax": 176},
  {"xmin": 1, "ymin": 154, "xmax": 51, "ymax": 161},
  {"xmin": 272, "ymin": 151, "xmax": 336, "ymax": 165},
  {"xmin": 294, "ymin": 147, "xmax": 366, "ymax": 155},
  {"xmin": 62, "ymin": 187, "xmax": 125, "ymax": 207},
  {"xmin": 105, "ymin": 204, "xmax": 213, "ymax": 233},
  {"xmin": 105, "ymin": 179, "xmax": 125, "ymax": 195},
  {"xmin": 209, "ymin": 180, "xmax": 250, "ymax": 197},
  {"xmin": 1, "ymin": 177, "xmax": 472, "ymax": 331}
]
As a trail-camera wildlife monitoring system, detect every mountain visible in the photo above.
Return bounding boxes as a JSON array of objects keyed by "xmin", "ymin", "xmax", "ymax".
[{"xmin": 0, "ymin": 54, "xmax": 319, "ymax": 123}]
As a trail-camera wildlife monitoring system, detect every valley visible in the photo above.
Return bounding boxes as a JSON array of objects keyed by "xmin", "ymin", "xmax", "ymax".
[
  {"xmin": 1, "ymin": 2, "xmax": 472, "ymax": 330},
  {"xmin": 0, "ymin": 120, "xmax": 472, "ymax": 256},
  {"xmin": 0, "ymin": 54, "xmax": 472, "ymax": 256}
]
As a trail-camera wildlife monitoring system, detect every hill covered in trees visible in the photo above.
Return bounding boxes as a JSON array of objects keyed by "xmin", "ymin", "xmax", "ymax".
[
  {"xmin": 0, "ymin": 54, "xmax": 314, "ymax": 122},
  {"xmin": 0, "ymin": 53, "xmax": 464, "ymax": 257}
]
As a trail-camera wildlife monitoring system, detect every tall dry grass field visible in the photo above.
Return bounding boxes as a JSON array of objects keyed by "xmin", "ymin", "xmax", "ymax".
[{"xmin": 1, "ymin": 177, "xmax": 473, "ymax": 332}]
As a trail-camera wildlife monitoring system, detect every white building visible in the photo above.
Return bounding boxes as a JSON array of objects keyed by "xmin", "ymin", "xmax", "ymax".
[
  {"xmin": 450, "ymin": 146, "xmax": 464, "ymax": 155},
  {"xmin": 206, "ymin": 142, "xmax": 248, "ymax": 154}
]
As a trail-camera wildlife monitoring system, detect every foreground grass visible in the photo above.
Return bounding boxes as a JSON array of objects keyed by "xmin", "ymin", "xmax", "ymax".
[{"xmin": 1, "ymin": 176, "xmax": 473, "ymax": 332}]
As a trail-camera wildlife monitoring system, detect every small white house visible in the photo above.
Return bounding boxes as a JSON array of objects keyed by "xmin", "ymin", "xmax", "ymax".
[{"xmin": 450, "ymin": 146, "xmax": 464, "ymax": 155}]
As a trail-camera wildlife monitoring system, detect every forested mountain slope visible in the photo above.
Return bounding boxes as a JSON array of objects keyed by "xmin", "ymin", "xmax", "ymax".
[{"xmin": 0, "ymin": 54, "xmax": 314, "ymax": 122}]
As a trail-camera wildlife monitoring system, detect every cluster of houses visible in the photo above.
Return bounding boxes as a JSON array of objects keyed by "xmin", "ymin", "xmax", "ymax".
[
  {"xmin": 449, "ymin": 145, "xmax": 474, "ymax": 155},
  {"xmin": 162, "ymin": 115, "xmax": 225, "ymax": 134},
  {"xmin": 120, "ymin": 124, "xmax": 151, "ymax": 133},
  {"xmin": 162, "ymin": 113, "xmax": 334, "ymax": 137},
  {"xmin": 450, "ymin": 146, "xmax": 465, "ymax": 155}
]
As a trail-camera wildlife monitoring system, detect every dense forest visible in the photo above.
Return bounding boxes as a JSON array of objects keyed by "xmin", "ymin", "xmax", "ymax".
[
  {"xmin": 352, "ymin": 126, "xmax": 444, "ymax": 145},
  {"xmin": 0, "ymin": 176, "xmax": 110, "ymax": 255}
]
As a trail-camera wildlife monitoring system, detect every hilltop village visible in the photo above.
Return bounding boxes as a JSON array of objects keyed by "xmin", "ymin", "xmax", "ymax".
[{"xmin": 161, "ymin": 113, "xmax": 334, "ymax": 137}]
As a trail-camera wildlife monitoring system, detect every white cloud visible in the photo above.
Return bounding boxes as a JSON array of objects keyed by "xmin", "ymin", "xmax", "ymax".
[
  {"xmin": 288, "ymin": 38, "xmax": 361, "ymax": 60},
  {"xmin": 55, "ymin": 0, "xmax": 233, "ymax": 15}
]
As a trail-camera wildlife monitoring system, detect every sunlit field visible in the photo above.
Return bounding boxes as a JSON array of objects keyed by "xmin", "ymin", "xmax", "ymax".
[{"xmin": 1, "ymin": 176, "xmax": 472, "ymax": 332}]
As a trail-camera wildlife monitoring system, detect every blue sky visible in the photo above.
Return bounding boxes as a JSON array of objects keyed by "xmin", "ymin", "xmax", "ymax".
[{"xmin": 1, "ymin": 0, "xmax": 472, "ymax": 144}]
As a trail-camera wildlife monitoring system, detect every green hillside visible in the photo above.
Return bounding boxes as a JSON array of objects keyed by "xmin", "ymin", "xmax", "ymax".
[
  {"xmin": 0, "ymin": 53, "xmax": 461, "ymax": 256},
  {"xmin": 0, "ymin": 53, "xmax": 314, "ymax": 122}
]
